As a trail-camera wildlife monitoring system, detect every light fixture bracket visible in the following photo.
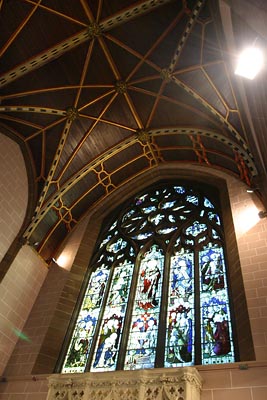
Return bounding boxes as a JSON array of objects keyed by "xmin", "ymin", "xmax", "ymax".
[{"xmin": 258, "ymin": 210, "xmax": 267, "ymax": 219}]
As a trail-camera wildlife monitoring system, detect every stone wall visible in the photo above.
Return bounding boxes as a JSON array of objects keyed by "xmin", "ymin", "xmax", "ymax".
[
  {"xmin": 227, "ymin": 177, "xmax": 267, "ymax": 360},
  {"xmin": 3, "ymin": 264, "xmax": 67, "ymax": 377},
  {"xmin": 0, "ymin": 133, "xmax": 28, "ymax": 263},
  {"xmin": 0, "ymin": 245, "xmax": 47, "ymax": 376},
  {"xmin": 1, "ymin": 169, "xmax": 267, "ymax": 399},
  {"xmin": 0, "ymin": 363, "xmax": 267, "ymax": 399}
]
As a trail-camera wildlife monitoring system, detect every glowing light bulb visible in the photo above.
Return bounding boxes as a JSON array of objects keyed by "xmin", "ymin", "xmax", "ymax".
[{"xmin": 235, "ymin": 47, "xmax": 264, "ymax": 79}]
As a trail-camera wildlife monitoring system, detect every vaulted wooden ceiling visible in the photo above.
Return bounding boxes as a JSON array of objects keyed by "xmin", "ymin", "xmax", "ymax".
[{"xmin": 1, "ymin": 0, "xmax": 267, "ymax": 260}]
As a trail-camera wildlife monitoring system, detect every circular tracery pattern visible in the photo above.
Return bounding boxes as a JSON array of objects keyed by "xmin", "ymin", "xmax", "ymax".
[{"xmin": 119, "ymin": 185, "xmax": 220, "ymax": 242}]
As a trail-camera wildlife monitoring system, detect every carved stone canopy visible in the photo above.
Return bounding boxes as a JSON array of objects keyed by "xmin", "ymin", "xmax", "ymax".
[{"xmin": 47, "ymin": 367, "xmax": 203, "ymax": 400}]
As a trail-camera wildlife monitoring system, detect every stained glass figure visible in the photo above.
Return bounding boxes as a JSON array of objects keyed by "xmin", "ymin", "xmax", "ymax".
[
  {"xmin": 62, "ymin": 267, "xmax": 110, "ymax": 373},
  {"xmin": 124, "ymin": 245, "xmax": 164, "ymax": 369},
  {"xmin": 91, "ymin": 261, "xmax": 134, "ymax": 372},
  {"xmin": 60, "ymin": 183, "xmax": 236, "ymax": 373},
  {"xmin": 165, "ymin": 251, "xmax": 194, "ymax": 367},
  {"xmin": 199, "ymin": 246, "xmax": 234, "ymax": 364}
]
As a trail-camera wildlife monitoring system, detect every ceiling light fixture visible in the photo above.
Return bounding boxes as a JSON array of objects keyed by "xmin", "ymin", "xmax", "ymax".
[{"xmin": 235, "ymin": 46, "xmax": 264, "ymax": 79}]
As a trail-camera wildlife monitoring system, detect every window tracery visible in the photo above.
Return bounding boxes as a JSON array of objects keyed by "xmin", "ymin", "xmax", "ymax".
[{"xmin": 60, "ymin": 183, "xmax": 235, "ymax": 373}]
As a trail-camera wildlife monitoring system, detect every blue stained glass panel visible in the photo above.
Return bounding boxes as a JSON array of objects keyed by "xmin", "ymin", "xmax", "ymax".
[
  {"xmin": 160, "ymin": 200, "xmax": 176, "ymax": 209},
  {"xmin": 186, "ymin": 221, "xmax": 207, "ymax": 237},
  {"xmin": 135, "ymin": 193, "xmax": 149, "ymax": 205},
  {"xmin": 100, "ymin": 235, "xmax": 112, "ymax": 248},
  {"xmin": 124, "ymin": 245, "xmax": 164, "ymax": 370},
  {"xmin": 158, "ymin": 227, "xmax": 177, "ymax": 234},
  {"xmin": 109, "ymin": 221, "xmax": 117, "ymax": 231},
  {"xmin": 186, "ymin": 195, "xmax": 198, "ymax": 205},
  {"xmin": 199, "ymin": 246, "xmax": 235, "ymax": 364},
  {"xmin": 174, "ymin": 186, "xmax": 186, "ymax": 194},
  {"xmin": 204, "ymin": 197, "xmax": 214, "ymax": 208},
  {"xmin": 133, "ymin": 232, "xmax": 153, "ymax": 240},
  {"xmin": 150, "ymin": 213, "xmax": 164, "ymax": 225},
  {"xmin": 122, "ymin": 209, "xmax": 135, "ymax": 220},
  {"xmin": 165, "ymin": 252, "xmax": 194, "ymax": 367},
  {"xmin": 107, "ymin": 237, "xmax": 127, "ymax": 253},
  {"xmin": 91, "ymin": 260, "xmax": 134, "ymax": 372},
  {"xmin": 62, "ymin": 267, "xmax": 110, "ymax": 373},
  {"xmin": 212, "ymin": 229, "xmax": 220, "ymax": 239},
  {"xmin": 208, "ymin": 211, "xmax": 221, "ymax": 225},
  {"xmin": 142, "ymin": 205, "xmax": 157, "ymax": 214}
]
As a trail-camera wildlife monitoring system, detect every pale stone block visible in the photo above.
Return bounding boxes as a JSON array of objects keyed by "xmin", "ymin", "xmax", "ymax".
[
  {"xmin": 245, "ymin": 288, "xmax": 257, "ymax": 299},
  {"xmin": 251, "ymin": 387, "xmax": 267, "ymax": 400},
  {"xmin": 212, "ymin": 388, "xmax": 252, "ymax": 400},
  {"xmin": 254, "ymin": 347, "xmax": 267, "ymax": 361},
  {"xmin": 26, "ymin": 394, "xmax": 48, "ymax": 400},
  {"xmin": 200, "ymin": 390, "xmax": 213, "ymax": 400},
  {"xmin": 257, "ymin": 287, "xmax": 267, "ymax": 297},
  {"xmin": 5, "ymin": 380, "xmax": 27, "ymax": 393},
  {"xmin": 250, "ymin": 318, "xmax": 267, "ymax": 333},
  {"xmin": 252, "ymin": 333, "xmax": 267, "ymax": 346},
  {"xmin": 244, "ymin": 279, "xmax": 263, "ymax": 289},
  {"xmin": 231, "ymin": 366, "xmax": 267, "ymax": 387},
  {"xmin": 248, "ymin": 307, "xmax": 261, "ymax": 319},
  {"xmin": 254, "ymin": 270, "xmax": 267, "ymax": 279},
  {"xmin": 200, "ymin": 369, "xmax": 231, "ymax": 389},
  {"xmin": 260, "ymin": 306, "xmax": 267, "ymax": 317}
]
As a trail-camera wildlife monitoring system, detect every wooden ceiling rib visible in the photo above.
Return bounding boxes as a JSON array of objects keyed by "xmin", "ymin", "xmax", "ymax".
[{"xmin": 1, "ymin": 0, "xmax": 266, "ymax": 260}]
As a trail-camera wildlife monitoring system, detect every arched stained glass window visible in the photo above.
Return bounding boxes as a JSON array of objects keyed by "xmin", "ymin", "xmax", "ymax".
[{"xmin": 60, "ymin": 183, "xmax": 236, "ymax": 373}]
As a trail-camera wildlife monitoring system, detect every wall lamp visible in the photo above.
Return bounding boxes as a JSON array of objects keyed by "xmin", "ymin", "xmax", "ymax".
[{"xmin": 258, "ymin": 210, "xmax": 267, "ymax": 219}]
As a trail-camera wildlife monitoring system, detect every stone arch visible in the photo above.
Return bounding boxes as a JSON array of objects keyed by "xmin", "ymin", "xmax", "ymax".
[{"xmin": 32, "ymin": 165, "xmax": 255, "ymax": 374}]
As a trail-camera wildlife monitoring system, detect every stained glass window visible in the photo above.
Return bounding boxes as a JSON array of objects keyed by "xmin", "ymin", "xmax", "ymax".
[{"xmin": 60, "ymin": 183, "xmax": 236, "ymax": 373}]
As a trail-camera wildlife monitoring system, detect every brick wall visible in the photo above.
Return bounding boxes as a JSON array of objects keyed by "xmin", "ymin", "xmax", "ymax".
[
  {"xmin": 1, "ymin": 168, "xmax": 267, "ymax": 398},
  {"xmin": 0, "ymin": 375, "xmax": 49, "ymax": 400},
  {"xmin": 227, "ymin": 177, "xmax": 267, "ymax": 361},
  {"xmin": 0, "ymin": 134, "xmax": 28, "ymax": 263},
  {"xmin": 0, "ymin": 245, "xmax": 47, "ymax": 376},
  {"xmin": 1, "ymin": 217, "xmax": 90, "ymax": 378},
  {"xmin": 3, "ymin": 265, "xmax": 67, "ymax": 378},
  {"xmin": 200, "ymin": 362, "xmax": 267, "ymax": 400}
]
